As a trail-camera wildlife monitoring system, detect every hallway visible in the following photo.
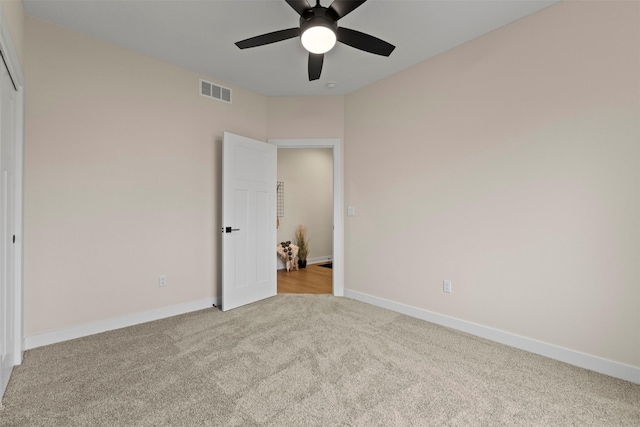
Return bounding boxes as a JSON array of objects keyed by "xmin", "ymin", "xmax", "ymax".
[{"xmin": 277, "ymin": 263, "xmax": 332, "ymax": 294}]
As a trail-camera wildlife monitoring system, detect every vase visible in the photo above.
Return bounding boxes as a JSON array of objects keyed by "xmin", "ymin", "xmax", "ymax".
[{"xmin": 298, "ymin": 259, "xmax": 307, "ymax": 268}]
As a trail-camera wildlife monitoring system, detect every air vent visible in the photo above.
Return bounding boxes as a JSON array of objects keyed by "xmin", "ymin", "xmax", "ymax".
[{"xmin": 200, "ymin": 79, "xmax": 232, "ymax": 104}]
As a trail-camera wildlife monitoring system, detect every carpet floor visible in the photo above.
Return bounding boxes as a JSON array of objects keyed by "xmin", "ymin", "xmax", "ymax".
[{"xmin": 1, "ymin": 294, "xmax": 639, "ymax": 426}]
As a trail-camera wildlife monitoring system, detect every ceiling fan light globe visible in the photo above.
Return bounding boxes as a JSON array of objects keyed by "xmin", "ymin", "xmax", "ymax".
[{"xmin": 301, "ymin": 25, "xmax": 337, "ymax": 54}]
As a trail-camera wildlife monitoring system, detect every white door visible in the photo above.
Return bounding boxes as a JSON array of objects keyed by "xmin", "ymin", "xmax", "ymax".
[
  {"xmin": 0, "ymin": 59, "xmax": 17, "ymax": 397},
  {"xmin": 221, "ymin": 132, "xmax": 277, "ymax": 311}
]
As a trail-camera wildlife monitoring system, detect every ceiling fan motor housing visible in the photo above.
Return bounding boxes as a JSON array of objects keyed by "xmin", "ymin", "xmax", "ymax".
[{"xmin": 299, "ymin": 6, "xmax": 338, "ymax": 36}]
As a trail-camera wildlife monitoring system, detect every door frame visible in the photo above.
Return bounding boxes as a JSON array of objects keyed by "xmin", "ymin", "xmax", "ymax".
[
  {"xmin": 268, "ymin": 138, "xmax": 343, "ymax": 296},
  {"xmin": 0, "ymin": 7, "xmax": 25, "ymax": 369}
]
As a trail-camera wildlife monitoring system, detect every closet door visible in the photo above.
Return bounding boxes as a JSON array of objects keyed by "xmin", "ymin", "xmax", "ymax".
[{"xmin": 0, "ymin": 58, "xmax": 17, "ymax": 398}]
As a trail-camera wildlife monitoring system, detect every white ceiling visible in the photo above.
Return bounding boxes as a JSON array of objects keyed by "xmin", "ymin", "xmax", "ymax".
[{"xmin": 23, "ymin": 0, "xmax": 560, "ymax": 97}]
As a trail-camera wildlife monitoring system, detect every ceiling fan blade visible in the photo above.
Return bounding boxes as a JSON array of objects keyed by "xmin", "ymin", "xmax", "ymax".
[
  {"xmin": 328, "ymin": 0, "xmax": 367, "ymax": 20},
  {"xmin": 235, "ymin": 28, "xmax": 300, "ymax": 49},
  {"xmin": 308, "ymin": 53, "xmax": 324, "ymax": 81},
  {"xmin": 336, "ymin": 27, "xmax": 395, "ymax": 56},
  {"xmin": 286, "ymin": 0, "xmax": 311, "ymax": 16}
]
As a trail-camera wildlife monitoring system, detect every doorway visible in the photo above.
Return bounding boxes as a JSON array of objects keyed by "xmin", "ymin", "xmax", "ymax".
[
  {"xmin": 269, "ymin": 138, "xmax": 343, "ymax": 296},
  {"xmin": 276, "ymin": 147, "xmax": 332, "ymax": 294}
]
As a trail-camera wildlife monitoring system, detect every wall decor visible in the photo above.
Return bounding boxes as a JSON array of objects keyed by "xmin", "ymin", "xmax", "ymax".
[{"xmin": 277, "ymin": 181, "xmax": 285, "ymax": 218}]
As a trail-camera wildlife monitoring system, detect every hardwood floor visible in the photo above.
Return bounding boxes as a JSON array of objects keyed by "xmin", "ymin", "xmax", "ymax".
[{"xmin": 277, "ymin": 263, "xmax": 332, "ymax": 294}]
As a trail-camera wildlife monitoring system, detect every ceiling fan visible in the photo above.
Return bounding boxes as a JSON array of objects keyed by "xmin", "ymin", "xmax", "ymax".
[{"xmin": 235, "ymin": 0, "xmax": 395, "ymax": 81}]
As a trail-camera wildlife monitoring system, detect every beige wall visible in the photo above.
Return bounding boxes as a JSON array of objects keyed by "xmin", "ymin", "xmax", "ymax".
[
  {"xmin": 24, "ymin": 17, "xmax": 267, "ymax": 335},
  {"xmin": 0, "ymin": 0, "xmax": 24, "ymax": 66},
  {"xmin": 267, "ymin": 96, "xmax": 344, "ymax": 140},
  {"xmin": 277, "ymin": 148, "xmax": 333, "ymax": 261},
  {"xmin": 344, "ymin": 0, "xmax": 639, "ymax": 367}
]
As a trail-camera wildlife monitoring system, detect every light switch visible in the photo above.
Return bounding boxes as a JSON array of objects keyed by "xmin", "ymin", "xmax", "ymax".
[{"xmin": 347, "ymin": 207, "xmax": 356, "ymax": 217}]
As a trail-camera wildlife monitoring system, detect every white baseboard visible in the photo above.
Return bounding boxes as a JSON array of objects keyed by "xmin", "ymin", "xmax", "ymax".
[
  {"xmin": 307, "ymin": 256, "xmax": 332, "ymax": 265},
  {"xmin": 344, "ymin": 289, "xmax": 640, "ymax": 385},
  {"xmin": 24, "ymin": 297, "xmax": 218, "ymax": 350}
]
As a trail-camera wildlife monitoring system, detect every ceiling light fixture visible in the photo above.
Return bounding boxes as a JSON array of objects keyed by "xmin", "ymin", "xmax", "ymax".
[
  {"xmin": 301, "ymin": 25, "xmax": 336, "ymax": 54},
  {"xmin": 299, "ymin": 3, "xmax": 338, "ymax": 55}
]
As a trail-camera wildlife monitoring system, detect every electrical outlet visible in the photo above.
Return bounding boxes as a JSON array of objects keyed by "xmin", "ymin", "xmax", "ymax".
[
  {"xmin": 159, "ymin": 275, "xmax": 167, "ymax": 287},
  {"xmin": 443, "ymin": 280, "xmax": 452, "ymax": 293}
]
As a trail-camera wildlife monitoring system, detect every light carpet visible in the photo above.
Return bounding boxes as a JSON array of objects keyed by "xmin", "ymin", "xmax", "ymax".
[{"xmin": 1, "ymin": 294, "xmax": 639, "ymax": 426}]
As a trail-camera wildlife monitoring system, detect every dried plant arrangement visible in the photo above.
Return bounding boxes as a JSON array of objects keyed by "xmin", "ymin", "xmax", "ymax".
[{"xmin": 295, "ymin": 224, "xmax": 310, "ymax": 266}]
